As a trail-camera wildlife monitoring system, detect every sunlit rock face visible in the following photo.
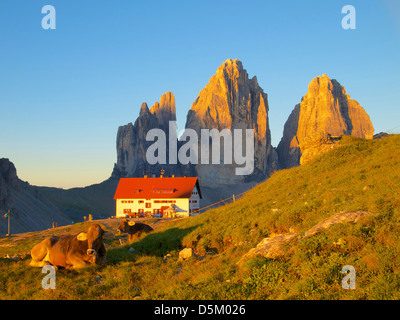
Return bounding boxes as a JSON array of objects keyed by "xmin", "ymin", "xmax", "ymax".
[
  {"xmin": 277, "ymin": 74, "xmax": 374, "ymax": 168},
  {"xmin": 185, "ymin": 59, "xmax": 278, "ymax": 186}
]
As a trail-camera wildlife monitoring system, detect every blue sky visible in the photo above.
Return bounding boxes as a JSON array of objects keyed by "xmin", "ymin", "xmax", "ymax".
[{"xmin": 0, "ymin": 0, "xmax": 399, "ymax": 188}]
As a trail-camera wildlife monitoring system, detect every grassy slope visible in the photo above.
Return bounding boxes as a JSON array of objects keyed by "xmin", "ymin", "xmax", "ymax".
[{"xmin": 1, "ymin": 135, "xmax": 400, "ymax": 299}]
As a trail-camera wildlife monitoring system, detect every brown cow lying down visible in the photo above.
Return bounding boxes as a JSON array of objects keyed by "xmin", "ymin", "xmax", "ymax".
[
  {"xmin": 30, "ymin": 224, "xmax": 114, "ymax": 269},
  {"xmin": 118, "ymin": 219, "xmax": 154, "ymax": 242}
]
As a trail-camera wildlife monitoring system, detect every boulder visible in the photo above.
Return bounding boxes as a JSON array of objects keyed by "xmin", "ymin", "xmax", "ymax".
[{"xmin": 178, "ymin": 247, "xmax": 196, "ymax": 261}]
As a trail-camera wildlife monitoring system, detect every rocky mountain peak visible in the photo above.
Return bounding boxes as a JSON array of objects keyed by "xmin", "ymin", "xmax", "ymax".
[
  {"xmin": 150, "ymin": 91, "xmax": 176, "ymax": 124},
  {"xmin": 216, "ymin": 58, "xmax": 243, "ymax": 77},
  {"xmin": 113, "ymin": 59, "xmax": 279, "ymax": 188},
  {"xmin": 277, "ymin": 74, "xmax": 374, "ymax": 168},
  {"xmin": 185, "ymin": 59, "xmax": 278, "ymax": 185},
  {"xmin": 0, "ymin": 158, "xmax": 19, "ymax": 213},
  {"xmin": 139, "ymin": 102, "xmax": 150, "ymax": 116},
  {"xmin": 112, "ymin": 92, "xmax": 179, "ymax": 179},
  {"xmin": 0, "ymin": 158, "xmax": 19, "ymax": 189}
]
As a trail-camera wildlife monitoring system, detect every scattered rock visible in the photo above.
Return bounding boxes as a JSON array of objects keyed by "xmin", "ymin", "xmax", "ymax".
[
  {"xmin": 363, "ymin": 185, "xmax": 374, "ymax": 191},
  {"xmin": 238, "ymin": 210, "xmax": 378, "ymax": 266},
  {"xmin": 128, "ymin": 247, "xmax": 136, "ymax": 253},
  {"xmin": 333, "ymin": 238, "xmax": 346, "ymax": 246},
  {"xmin": 178, "ymin": 248, "xmax": 196, "ymax": 261},
  {"xmin": 239, "ymin": 232, "xmax": 298, "ymax": 264},
  {"xmin": 302, "ymin": 211, "xmax": 376, "ymax": 238},
  {"xmin": 163, "ymin": 253, "xmax": 172, "ymax": 262}
]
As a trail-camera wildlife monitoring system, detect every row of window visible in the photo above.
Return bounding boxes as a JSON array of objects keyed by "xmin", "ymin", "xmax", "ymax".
[
  {"xmin": 121, "ymin": 200, "xmax": 196, "ymax": 208},
  {"xmin": 153, "ymin": 189, "xmax": 175, "ymax": 194},
  {"xmin": 121, "ymin": 200, "xmax": 178, "ymax": 203},
  {"xmin": 132, "ymin": 189, "xmax": 194, "ymax": 195},
  {"xmin": 123, "ymin": 209, "xmax": 146, "ymax": 214},
  {"xmin": 123, "ymin": 209, "xmax": 200, "ymax": 216},
  {"xmin": 121, "ymin": 200, "xmax": 145, "ymax": 204},
  {"xmin": 154, "ymin": 200, "xmax": 177, "ymax": 204},
  {"xmin": 139, "ymin": 201, "xmax": 178, "ymax": 209},
  {"xmin": 124, "ymin": 208, "xmax": 185, "ymax": 215}
]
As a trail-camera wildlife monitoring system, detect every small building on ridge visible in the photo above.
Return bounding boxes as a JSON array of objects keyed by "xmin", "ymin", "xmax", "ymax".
[{"xmin": 113, "ymin": 176, "xmax": 202, "ymax": 218}]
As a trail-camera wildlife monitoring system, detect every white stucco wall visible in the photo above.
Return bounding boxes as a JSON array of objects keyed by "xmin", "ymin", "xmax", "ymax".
[{"xmin": 115, "ymin": 197, "xmax": 190, "ymax": 218}]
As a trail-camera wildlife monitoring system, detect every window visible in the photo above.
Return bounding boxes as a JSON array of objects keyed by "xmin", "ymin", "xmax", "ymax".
[
  {"xmin": 153, "ymin": 188, "xmax": 176, "ymax": 194},
  {"xmin": 145, "ymin": 202, "xmax": 151, "ymax": 208},
  {"xmin": 123, "ymin": 209, "xmax": 131, "ymax": 214}
]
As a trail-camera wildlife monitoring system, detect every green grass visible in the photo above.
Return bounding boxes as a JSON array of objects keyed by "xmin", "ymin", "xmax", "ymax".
[{"xmin": 1, "ymin": 135, "xmax": 400, "ymax": 299}]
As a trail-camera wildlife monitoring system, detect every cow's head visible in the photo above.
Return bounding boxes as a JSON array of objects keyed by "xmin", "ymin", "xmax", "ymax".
[
  {"xmin": 118, "ymin": 219, "xmax": 135, "ymax": 234},
  {"xmin": 77, "ymin": 224, "xmax": 113, "ymax": 257}
]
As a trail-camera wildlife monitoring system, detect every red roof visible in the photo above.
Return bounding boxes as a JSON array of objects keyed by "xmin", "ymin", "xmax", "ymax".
[{"xmin": 113, "ymin": 177, "xmax": 201, "ymax": 200}]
